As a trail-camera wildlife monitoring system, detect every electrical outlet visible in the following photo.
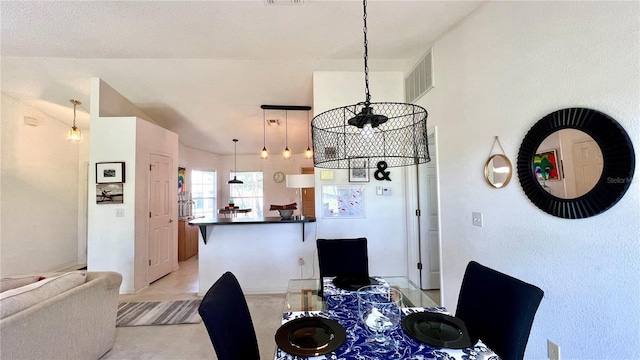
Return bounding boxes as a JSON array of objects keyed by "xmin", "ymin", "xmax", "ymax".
[
  {"xmin": 472, "ymin": 212, "xmax": 483, "ymax": 227},
  {"xmin": 547, "ymin": 339, "xmax": 560, "ymax": 360},
  {"xmin": 298, "ymin": 257, "xmax": 304, "ymax": 266},
  {"xmin": 116, "ymin": 209, "xmax": 125, "ymax": 217}
]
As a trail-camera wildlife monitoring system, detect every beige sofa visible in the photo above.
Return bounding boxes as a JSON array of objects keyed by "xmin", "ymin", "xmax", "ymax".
[{"xmin": 0, "ymin": 271, "xmax": 122, "ymax": 360}]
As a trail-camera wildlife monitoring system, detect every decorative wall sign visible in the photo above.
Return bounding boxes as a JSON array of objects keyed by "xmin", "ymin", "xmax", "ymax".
[
  {"xmin": 348, "ymin": 159, "xmax": 369, "ymax": 182},
  {"xmin": 96, "ymin": 162, "xmax": 125, "ymax": 184},
  {"xmin": 96, "ymin": 183, "xmax": 124, "ymax": 204},
  {"xmin": 321, "ymin": 185, "xmax": 365, "ymax": 218},
  {"xmin": 374, "ymin": 161, "xmax": 391, "ymax": 181}
]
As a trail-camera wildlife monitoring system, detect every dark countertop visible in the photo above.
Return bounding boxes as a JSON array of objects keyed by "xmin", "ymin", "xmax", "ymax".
[
  {"xmin": 189, "ymin": 216, "xmax": 316, "ymax": 226},
  {"xmin": 189, "ymin": 216, "xmax": 316, "ymax": 244}
]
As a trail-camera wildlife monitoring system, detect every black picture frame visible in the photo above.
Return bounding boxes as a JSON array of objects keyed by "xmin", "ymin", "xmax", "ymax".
[
  {"xmin": 348, "ymin": 158, "xmax": 369, "ymax": 182},
  {"xmin": 96, "ymin": 162, "xmax": 126, "ymax": 184},
  {"xmin": 517, "ymin": 108, "xmax": 634, "ymax": 219}
]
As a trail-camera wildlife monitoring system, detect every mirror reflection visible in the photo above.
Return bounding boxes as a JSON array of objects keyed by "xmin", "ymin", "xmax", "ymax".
[
  {"xmin": 534, "ymin": 129, "xmax": 603, "ymax": 199},
  {"xmin": 484, "ymin": 154, "xmax": 512, "ymax": 188}
]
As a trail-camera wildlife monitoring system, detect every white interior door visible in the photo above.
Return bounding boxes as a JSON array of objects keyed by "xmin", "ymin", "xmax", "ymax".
[
  {"xmin": 419, "ymin": 131, "xmax": 441, "ymax": 290},
  {"xmin": 149, "ymin": 154, "xmax": 174, "ymax": 283},
  {"xmin": 572, "ymin": 139, "xmax": 603, "ymax": 197}
]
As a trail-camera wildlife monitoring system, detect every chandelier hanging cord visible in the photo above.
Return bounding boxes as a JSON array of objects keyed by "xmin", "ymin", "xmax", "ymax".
[{"xmin": 362, "ymin": 0, "xmax": 371, "ymax": 106}]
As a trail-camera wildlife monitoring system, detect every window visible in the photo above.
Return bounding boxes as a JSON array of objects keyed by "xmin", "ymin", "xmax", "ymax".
[
  {"xmin": 230, "ymin": 171, "xmax": 263, "ymax": 217},
  {"xmin": 192, "ymin": 170, "xmax": 216, "ymax": 218}
]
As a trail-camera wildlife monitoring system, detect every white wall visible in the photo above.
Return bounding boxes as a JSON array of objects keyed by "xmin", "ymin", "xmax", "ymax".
[
  {"xmin": 87, "ymin": 116, "xmax": 137, "ymax": 291},
  {"xmin": 1, "ymin": 94, "xmax": 82, "ymax": 275},
  {"xmin": 88, "ymin": 78, "xmax": 179, "ymax": 293},
  {"xmin": 415, "ymin": 2, "xmax": 639, "ymax": 358},
  {"xmin": 312, "ymin": 71, "xmax": 410, "ymax": 277}
]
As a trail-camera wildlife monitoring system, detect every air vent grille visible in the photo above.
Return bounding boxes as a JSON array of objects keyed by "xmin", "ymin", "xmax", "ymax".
[{"xmin": 405, "ymin": 48, "xmax": 434, "ymax": 103}]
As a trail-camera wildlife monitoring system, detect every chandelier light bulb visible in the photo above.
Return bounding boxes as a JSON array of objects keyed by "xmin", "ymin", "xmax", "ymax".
[
  {"xmin": 361, "ymin": 122, "xmax": 374, "ymax": 139},
  {"xmin": 305, "ymin": 147, "xmax": 313, "ymax": 159}
]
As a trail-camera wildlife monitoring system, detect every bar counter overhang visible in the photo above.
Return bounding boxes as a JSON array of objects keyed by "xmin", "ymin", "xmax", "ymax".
[{"xmin": 189, "ymin": 216, "xmax": 317, "ymax": 295}]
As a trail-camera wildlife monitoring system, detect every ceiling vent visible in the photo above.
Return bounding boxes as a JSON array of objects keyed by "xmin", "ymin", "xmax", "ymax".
[
  {"xmin": 405, "ymin": 47, "xmax": 434, "ymax": 103},
  {"xmin": 264, "ymin": 0, "xmax": 304, "ymax": 5},
  {"xmin": 267, "ymin": 119, "xmax": 281, "ymax": 126}
]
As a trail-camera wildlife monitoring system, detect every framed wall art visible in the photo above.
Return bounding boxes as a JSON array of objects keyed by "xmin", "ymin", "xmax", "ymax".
[
  {"xmin": 96, "ymin": 183, "xmax": 124, "ymax": 204},
  {"xmin": 178, "ymin": 167, "xmax": 186, "ymax": 192},
  {"xmin": 533, "ymin": 150, "xmax": 560, "ymax": 181},
  {"xmin": 96, "ymin": 162, "xmax": 125, "ymax": 184},
  {"xmin": 321, "ymin": 185, "xmax": 365, "ymax": 218},
  {"xmin": 349, "ymin": 158, "xmax": 369, "ymax": 182}
]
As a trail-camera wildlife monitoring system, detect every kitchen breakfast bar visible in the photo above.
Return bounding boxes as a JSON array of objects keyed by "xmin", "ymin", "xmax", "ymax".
[{"xmin": 189, "ymin": 216, "xmax": 316, "ymax": 296}]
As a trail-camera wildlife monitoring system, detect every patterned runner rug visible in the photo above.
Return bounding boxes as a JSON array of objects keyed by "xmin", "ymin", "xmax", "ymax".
[{"xmin": 117, "ymin": 300, "xmax": 202, "ymax": 327}]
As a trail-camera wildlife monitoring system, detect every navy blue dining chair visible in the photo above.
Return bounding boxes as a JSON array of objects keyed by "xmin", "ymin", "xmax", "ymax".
[
  {"xmin": 316, "ymin": 237, "xmax": 369, "ymax": 295},
  {"xmin": 198, "ymin": 271, "xmax": 260, "ymax": 360},
  {"xmin": 455, "ymin": 261, "xmax": 544, "ymax": 360}
]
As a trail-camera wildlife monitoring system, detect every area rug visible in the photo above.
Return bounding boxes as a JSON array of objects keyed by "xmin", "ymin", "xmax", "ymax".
[{"xmin": 116, "ymin": 300, "xmax": 202, "ymax": 327}]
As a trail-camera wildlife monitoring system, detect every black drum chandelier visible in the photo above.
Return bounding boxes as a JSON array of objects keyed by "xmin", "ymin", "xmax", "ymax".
[{"xmin": 311, "ymin": 0, "xmax": 430, "ymax": 169}]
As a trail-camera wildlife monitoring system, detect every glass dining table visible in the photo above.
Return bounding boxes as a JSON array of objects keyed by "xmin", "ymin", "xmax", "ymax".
[{"xmin": 275, "ymin": 276, "xmax": 499, "ymax": 360}]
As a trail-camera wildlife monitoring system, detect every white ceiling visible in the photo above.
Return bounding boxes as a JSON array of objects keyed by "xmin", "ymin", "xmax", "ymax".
[{"xmin": 1, "ymin": 0, "xmax": 484, "ymax": 155}]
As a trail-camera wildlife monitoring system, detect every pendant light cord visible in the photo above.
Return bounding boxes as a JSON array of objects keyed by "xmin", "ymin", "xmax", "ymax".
[
  {"xmin": 285, "ymin": 110, "xmax": 288, "ymax": 148},
  {"xmin": 362, "ymin": 0, "xmax": 370, "ymax": 106},
  {"xmin": 73, "ymin": 102, "xmax": 77, "ymax": 127},
  {"xmin": 263, "ymin": 109, "xmax": 266, "ymax": 146}
]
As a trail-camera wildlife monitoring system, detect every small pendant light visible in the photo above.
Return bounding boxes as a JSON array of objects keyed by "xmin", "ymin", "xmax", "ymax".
[
  {"xmin": 304, "ymin": 109, "xmax": 313, "ymax": 159},
  {"xmin": 67, "ymin": 99, "xmax": 82, "ymax": 142},
  {"xmin": 259, "ymin": 109, "xmax": 269, "ymax": 159},
  {"xmin": 282, "ymin": 110, "xmax": 292, "ymax": 160},
  {"xmin": 228, "ymin": 139, "xmax": 244, "ymax": 184}
]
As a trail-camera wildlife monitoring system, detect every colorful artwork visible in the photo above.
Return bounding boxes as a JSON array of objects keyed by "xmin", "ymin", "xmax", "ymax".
[
  {"xmin": 534, "ymin": 150, "xmax": 560, "ymax": 181},
  {"xmin": 321, "ymin": 185, "xmax": 365, "ymax": 218},
  {"xmin": 178, "ymin": 167, "xmax": 186, "ymax": 192}
]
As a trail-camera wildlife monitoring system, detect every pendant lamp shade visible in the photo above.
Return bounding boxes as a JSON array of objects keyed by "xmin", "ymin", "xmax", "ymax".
[
  {"xmin": 229, "ymin": 139, "xmax": 244, "ymax": 184},
  {"xmin": 67, "ymin": 99, "xmax": 82, "ymax": 142},
  {"xmin": 311, "ymin": 0, "xmax": 429, "ymax": 169}
]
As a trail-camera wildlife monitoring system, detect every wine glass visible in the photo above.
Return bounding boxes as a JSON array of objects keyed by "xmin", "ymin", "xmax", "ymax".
[{"xmin": 357, "ymin": 285, "xmax": 403, "ymax": 352}]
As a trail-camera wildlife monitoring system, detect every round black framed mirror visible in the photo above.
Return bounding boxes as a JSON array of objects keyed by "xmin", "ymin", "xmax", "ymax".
[{"xmin": 517, "ymin": 108, "xmax": 635, "ymax": 219}]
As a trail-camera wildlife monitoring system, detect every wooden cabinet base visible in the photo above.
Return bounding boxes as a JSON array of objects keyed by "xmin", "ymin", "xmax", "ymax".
[{"xmin": 178, "ymin": 220, "xmax": 198, "ymax": 261}]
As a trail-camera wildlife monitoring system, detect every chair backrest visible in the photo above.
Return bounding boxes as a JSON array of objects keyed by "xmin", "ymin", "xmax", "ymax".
[
  {"xmin": 455, "ymin": 261, "xmax": 544, "ymax": 360},
  {"xmin": 198, "ymin": 272, "xmax": 260, "ymax": 360},
  {"xmin": 316, "ymin": 237, "xmax": 369, "ymax": 281}
]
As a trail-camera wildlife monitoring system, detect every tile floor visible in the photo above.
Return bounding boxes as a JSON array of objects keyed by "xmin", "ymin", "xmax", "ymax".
[{"xmin": 122, "ymin": 255, "xmax": 441, "ymax": 306}]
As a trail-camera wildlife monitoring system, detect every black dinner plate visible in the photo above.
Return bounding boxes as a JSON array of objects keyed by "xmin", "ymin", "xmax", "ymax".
[
  {"xmin": 332, "ymin": 276, "xmax": 380, "ymax": 291},
  {"xmin": 275, "ymin": 317, "xmax": 346, "ymax": 356},
  {"xmin": 401, "ymin": 312, "xmax": 474, "ymax": 349}
]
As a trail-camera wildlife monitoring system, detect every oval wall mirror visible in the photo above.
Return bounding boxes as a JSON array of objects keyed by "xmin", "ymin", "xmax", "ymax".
[
  {"xmin": 517, "ymin": 108, "xmax": 635, "ymax": 219},
  {"xmin": 484, "ymin": 154, "xmax": 512, "ymax": 188}
]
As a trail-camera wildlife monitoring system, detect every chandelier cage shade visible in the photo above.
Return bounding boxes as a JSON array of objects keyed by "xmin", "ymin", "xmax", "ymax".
[
  {"xmin": 67, "ymin": 99, "xmax": 82, "ymax": 142},
  {"xmin": 229, "ymin": 138, "xmax": 244, "ymax": 184},
  {"xmin": 311, "ymin": 0, "xmax": 430, "ymax": 169}
]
